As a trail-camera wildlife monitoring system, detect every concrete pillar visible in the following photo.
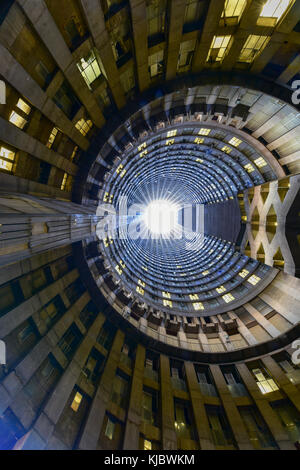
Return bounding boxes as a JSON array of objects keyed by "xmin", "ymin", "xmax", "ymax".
[
  {"xmin": 159, "ymin": 354, "xmax": 177, "ymax": 449},
  {"xmin": 184, "ymin": 361, "xmax": 215, "ymax": 449},
  {"xmin": 209, "ymin": 365, "xmax": 254, "ymax": 450},
  {"xmin": 123, "ymin": 344, "xmax": 146, "ymax": 449},
  {"xmin": 78, "ymin": 329, "xmax": 125, "ymax": 449}
]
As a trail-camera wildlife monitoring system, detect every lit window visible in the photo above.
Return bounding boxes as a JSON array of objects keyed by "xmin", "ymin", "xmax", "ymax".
[
  {"xmin": 9, "ymin": 111, "xmax": 27, "ymax": 129},
  {"xmin": 77, "ymin": 49, "xmax": 102, "ymax": 89},
  {"xmin": 216, "ymin": 285, "xmax": 226, "ymax": 293},
  {"xmin": 163, "ymin": 299, "xmax": 173, "ymax": 308},
  {"xmin": 228, "ymin": 137, "xmax": 242, "ymax": 147},
  {"xmin": 16, "ymin": 98, "xmax": 31, "ymax": 115},
  {"xmin": 103, "ymin": 192, "xmax": 109, "ymax": 202},
  {"xmin": 196, "ymin": 158, "xmax": 203, "ymax": 163},
  {"xmin": 46, "ymin": 127, "xmax": 58, "ymax": 149},
  {"xmin": 207, "ymin": 36, "xmax": 232, "ymax": 63},
  {"xmin": 120, "ymin": 260, "xmax": 126, "ymax": 269},
  {"xmin": 138, "ymin": 279, "xmax": 146, "ymax": 287},
  {"xmin": 239, "ymin": 35, "xmax": 270, "ymax": 63},
  {"xmin": 167, "ymin": 129, "xmax": 177, "ymax": 137},
  {"xmin": 189, "ymin": 293, "xmax": 199, "ymax": 300},
  {"xmin": 71, "ymin": 391, "xmax": 83, "ymax": 412},
  {"xmin": 244, "ymin": 163, "xmax": 255, "ymax": 173},
  {"xmin": 75, "ymin": 118, "xmax": 93, "ymax": 136},
  {"xmin": 252, "ymin": 368, "xmax": 279, "ymax": 394},
  {"xmin": 166, "ymin": 139, "xmax": 175, "ymax": 145},
  {"xmin": 138, "ymin": 142, "xmax": 146, "ymax": 151},
  {"xmin": 142, "ymin": 266, "xmax": 148, "ymax": 272},
  {"xmin": 0, "ymin": 146, "xmax": 15, "ymax": 173},
  {"xmin": 258, "ymin": 0, "xmax": 292, "ymax": 23},
  {"xmin": 194, "ymin": 137, "xmax": 204, "ymax": 144},
  {"xmin": 222, "ymin": 145, "xmax": 232, "ymax": 154},
  {"xmin": 247, "ymin": 274, "xmax": 261, "ymax": 285},
  {"xmin": 70, "ymin": 145, "xmax": 79, "ymax": 162},
  {"xmin": 222, "ymin": 293, "xmax": 235, "ymax": 303},
  {"xmin": 193, "ymin": 302, "xmax": 204, "ymax": 311},
  {"xmin": 119, "ymin": 169, "xmax": 126, "ymax": 178},
  {"xmin": 139, "ymin": 150, "xmax": 148, "ymax": 158},
  {"xmin": 116, "ymin": 164, "xmax": 124, "ymax": 175},
  {"xmin": 239, "ymin": 268, "xmax": 249, "ymax": 278},
  {"xmin": 115, "ymin": 265, "xmax": 123, "ymax": 275},
  {"xmin": 105, "ymin": 418, "xmax": 115, "ymax": 440},
  {"xmin": 199, "ymin": 128, "xmax": 211, "ymax": 135},
  {"xmin": 136, "ymin": 286, "xmax": 144, "ymax": 295},
  {"xmin": 162, "ymin": 291, "xmax": 171, "ymax": 299},
  {"xmin": 221, "ymin": 0, "xmax": 247, "ymax": 21},
  {"xmin": 254, "ymin": 157, "xmax": 267, "ymax": 168},
  {"xmin": 60, "ymin": 172, "xmax": 68, "ymax": 191},
  {"xmin": 144, "ymin": 439, "xmax": 152, "ymax": 450},
  {"xmin": 202, "ymin": 270, "xmax": 210, "ymax": 276}
]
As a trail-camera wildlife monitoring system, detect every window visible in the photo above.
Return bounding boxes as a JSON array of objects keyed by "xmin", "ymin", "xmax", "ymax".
[
  {"xmin": 198, "ymin": 128, "xmax": 210, "ymax": 135},
  {"xmin": 221, "ymin": 0, "xmax": 247, "ymax": 23},
  {"xmin": 239, "ymin": 35, "xmax": 270, "ymax": 63},
  {"xmin": 222, "ymin": 145, "xmax": 232, "ymax": 154},
  {"xmin": 193, "ymin": 302, "xmax": 204, "ymax": 311},
  {"xmin": 144, "ymin": 439, "xmax": 152, "ymax": 450},
  {"xmin": 0, "ymin": 145, "xmax": 15, "ymax": 173},
  {"xmin": 71, "ymin": 391, "xmax": 83, "ymax": 412},
  {"xmin": 75, "ymin": 118, "xmax": 93, "ymax": 136},
  {"xmin": 105, "ymin": 417, "xmax": 115, "ymax": 440},
  {"xmin": 258, "ymin": 0, "xmax": 292, "ymax": 24},
  {"xmin": 77, "ymin": 49, "xmax": 103, "ymax": 89},
  {"xmin": 163, "ymin": 299, "xmax": 173, "ymax": 308},
  {"xmin": 207, "ymin": 36, "xmax": 232, "ymax": 63},
  {"xmin": 167, "ymin": 129, "xmax": 177, "ymax": 138},
  {"xmin": 177, "ymin": 40, "xmax": 196, "ymax": 71},
  {"xmin": 254, "ymin": 157, "xmax": 267, "ymax": 168},
  {"xmin": 149, "ymin": 50, "xmax": 164, "ymax": 78},
  {"xmin": 216, "ymin": 285, "xmax": 226, "ymax": 293},
  {"xmin": 18, "ymin": 323, "xmax": 35, "ymax": 343},
  {"xmin": 239, "ymin": 268, "xmax": 249, "ymax": 278},
  {"xmin": 162, "ymin": 291, "xmax": 171, "ymax": 299},
  {"xmin": 46, "ymin": 127, "xmax": 58, "ymax": 149},
  {"xmin": 60, "ymin": 173, "xmax": 68, "ymax": 191},
  {"xmin": 136, "ymin": 286, "xmax": 144, "ymax": 295},
  {"xmin": 244, "ymin": 163, "xmax": 255, "ymax": 173},
  {"xmin": 252, "ymin": 367, "xmax": 279, "ymax": 394},
  {"xmin": 247, "ymin": 274, "xmax": 261, "ymax": 285},
  {"xmin": 16, "ymin": 99, "xmax": 31, "ymax": 115},
  {"xmin": 194, "ymin": 137, "xmax": 204, "ymax": 144},
  {"xmin": 228, "ymin": 137, "xmax": 242, "ymax": 147},
  {"xmin": 9, "ymin": 111, "xmax": 27, "ymax": 129},
  {"xmin": 222, "ymin": 293, "xmax": 235, "ymax": 303}
]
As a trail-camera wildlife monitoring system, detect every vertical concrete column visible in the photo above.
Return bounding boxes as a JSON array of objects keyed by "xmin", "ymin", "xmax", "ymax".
[
  {"xmin": 123, "ymin": 344, "xmax": 146, "ymax": 449},
  {"xmin": 78, "ymin": 329, "xmax": 125, "ymax": 449},
  {"xmin": 159, "ymin": 354, "xmax": 177, "ymax": 450},
  {"xmin": 261, "ymin": 356, "xmax": 300, "ymax": 412},
  {"xmin": 228, "ymin": 311, "xmax": 258, "ymax": 345},
  {"xmin": 236, "ymin": 363, "xmax": 295, "ymax": 450},
  {"xmin": 16, "ymin": 313, "xmax": 106, "ymax": 449},
  {"xmin": 244, "ymin": 303, "xmax": 281, "ymax": 338},
  {"xmin": 209, "ymin": 365, "xmax": 254, "ymax": 450},
  {"xmin": 184, "ymin": 361, "xmax": 215, "ymax": 449}
]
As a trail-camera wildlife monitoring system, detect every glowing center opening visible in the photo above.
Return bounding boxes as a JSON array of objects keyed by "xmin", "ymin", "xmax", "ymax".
[{"xmin": 143, "ymin": 200, "xmax": 179, "ymax": 235}]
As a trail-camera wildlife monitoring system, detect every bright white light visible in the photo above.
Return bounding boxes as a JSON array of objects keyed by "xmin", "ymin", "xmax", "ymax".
[{"xmin": 143, "ymin": 200, "xmax": 179, "ymax": 235}]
